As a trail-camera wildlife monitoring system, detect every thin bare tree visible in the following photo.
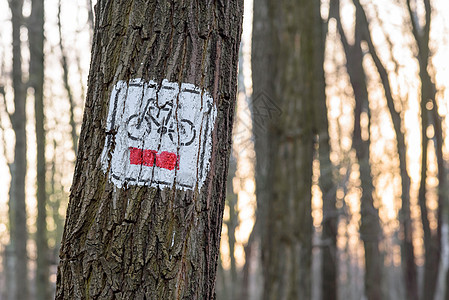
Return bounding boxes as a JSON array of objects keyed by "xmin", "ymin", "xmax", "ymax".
[
  {"xmin": 405, "ymin": 1, "xmax": 445, "ymax": 298},
  {"xmin": 57, "ymin": 0, "xmax": 79, "ymax": 156},
  {"xmin": 28, "ymin": 0, "xmax": 49, "ymax": 298},
  {"xmin": 353, "ymin": 1, "xmax": 419, "ymax": 298},
  {"xmin": 8, "ymin": 0, "xmax": 29, "ymax": 299},
  {"xmin": 331, "ymin": 1, "xmax": 385, "ymax": 298}
]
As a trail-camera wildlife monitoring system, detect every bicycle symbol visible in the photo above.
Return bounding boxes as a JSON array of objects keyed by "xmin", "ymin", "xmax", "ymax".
[{"xmin": 126, "ymin": 99, "xmax": 196, "ymax": 146}]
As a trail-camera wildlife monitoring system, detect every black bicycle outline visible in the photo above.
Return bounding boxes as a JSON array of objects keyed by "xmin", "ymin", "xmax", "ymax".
[{"xmin": 126, "ymin": 98, "xmax": 196, "ymax": 146}]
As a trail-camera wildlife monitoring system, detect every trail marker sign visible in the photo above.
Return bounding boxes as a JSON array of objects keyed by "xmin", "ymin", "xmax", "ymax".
[{"xmin": 101, "ymin": 79, "xmax": 217, "ymax": 191}]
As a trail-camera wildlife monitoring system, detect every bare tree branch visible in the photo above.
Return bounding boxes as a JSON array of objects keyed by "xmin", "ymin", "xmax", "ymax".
[
  {"xmin": 330, "ymin": 0, "xmax": 351, "ymax": 54},
  {"xmin": 57, "ymin": 0, "xmax": 79, "ymax": 156},
  {"xmin": 406, "ymin": 0, "xmax": 422, "ymax": 44},
  {"xmin": 352, "ymin": 1, "xmax": 419, "ymax": 299},
  {"xmin": 0, "ymin": 99, "xmax": 12, "ymax": 168},
  {"xmin": 0, "ymin": 56, "xmax": 13, "ymax": 125}
]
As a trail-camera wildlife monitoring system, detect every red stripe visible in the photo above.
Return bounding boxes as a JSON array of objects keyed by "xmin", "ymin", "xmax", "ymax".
[
  {"xmin": 129, "ymin": 147, "xmax": 178, "ymax": 170},
  {"xmin": 156, "ymin": 151, "xmax": 178, "ymax": 170}
]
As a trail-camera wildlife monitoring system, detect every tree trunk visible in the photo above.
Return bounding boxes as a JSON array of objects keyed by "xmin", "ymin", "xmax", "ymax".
[
  {"xmin": 3, "ymin": 245, "xmax": 16, "ymax": 300},
  {"xmin": 446, "ymin": 272, "xmax": 449, "ymax": 300},
  {"xmin": 316, "ymin": 2, "xmax": 338, "ymax": 299},
  {"xmin": 258, "ymin": 0, "xmax": 317, "ymax": 298},
  {"xmin": 29, "ymin": 0, "xmax": 49, "ymax": 298},
  {"xmin": 50, "ymin": 140, "xmax": 64, "ymax": 261},
  {"xmin": 86, "ymin": 0, "xmax": 94, "ymax": 41},
  {"xmin": 226, "ymin": 152, "xmax": 238, "ymax": 300},
  {"xmin": 417, "ymin": 82, "xmax": 435, "ymax": 300},
  {"xmin": 56, "ymin": 1, "xmax": 243, "ymax": 299},
  {"xmin": 333, "ymin": 2, "xmax": 384, "ymax": 298},
  {"xmin": 405, "ymin": 1, "xmax": 443, "ymax": 298},
  {"xmin": 251, "ymin": 0, "xmax": 273, "ymax": 294},
  {"xmin": 1, "ymin": 93, "xmax": 17, "ymax": 300},
  {"xmin": 240, "ymin": 222, "xmax": 256, "ymax": 300},
  {"xmin": 353, "ymin": 1, "xmax": 418, "ymax": 298},
  {"xmin": 9, "ymin": 0, "xmax": 29, "ymax": 299},
  {"xmin": 216, "ymin": 256, "xmax": 228, "ymax": 299}
]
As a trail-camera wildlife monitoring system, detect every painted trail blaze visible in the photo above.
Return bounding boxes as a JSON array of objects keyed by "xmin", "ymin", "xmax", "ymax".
[
  {"xmin": 129, "ymin": 147, "xmax": 178, "ymax": 171},
  {"xmin": 101, "ymin": 79, "xmax": 217, "ymax": 190}
]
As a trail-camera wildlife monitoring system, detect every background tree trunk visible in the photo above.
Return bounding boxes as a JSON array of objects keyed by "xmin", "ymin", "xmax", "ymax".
[
  {"xmin": 353, "ymin": 1, "xmax": 418, "ymax": 298},
  {"xmin": 57, "ymin": 0, "xmax": 79, "ymax": 156},
  {"xmin": 406, "ymin": 1, "xmax": 443, "ymax": 298},
  {"xmin": 226, "ymin": 152, "xmax": 238, "ymax": 300},
  {"xmin": 29, "ymin": 0, "xmax": 49, "ymax": 298},
  {"xmin": 251, "ymin": 1, "xmax": 273, "ymax": 294},
  {"xmin": 1, "ymin": 63, "xmax": 17, "ymax": 300},
  {"xmin": 56, "ymin": 1, "xmax": 243, "ymax": 299},
  {"xmin": 258, "ymin": 0, "xmax": 318, "ymax": 298},
  {"xmin": 333, "ymin": 2, "xmax": 385, "ymax": 298},
  {"xmin": 8, "ymin": 0, "xmax": 29, "ymax": 299},
  {"xmin": 316, "ymin": 2, "xmax": 338, "ymax": 299}
]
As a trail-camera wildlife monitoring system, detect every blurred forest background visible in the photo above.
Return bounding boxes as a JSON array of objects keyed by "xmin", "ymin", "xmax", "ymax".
[{"xmin": 1, "ymin": 0, "xmax": 449, "ymax": 299}]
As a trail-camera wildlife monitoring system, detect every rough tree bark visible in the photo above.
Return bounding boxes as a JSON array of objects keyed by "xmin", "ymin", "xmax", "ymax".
[
  {"xmin": 8, "ymin": 0, "xmax": 29, "ymax": 299},
  {"xmin": 56, "ymin": 1, "xmax": 243, "ymax": 299},
  {"xmin": 29, "ymin": 0, "xmax": 49, "ymax": 298},
  {"xmin": 258, "ymin": 0, "xmax": 317, "ymax": 298}
]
